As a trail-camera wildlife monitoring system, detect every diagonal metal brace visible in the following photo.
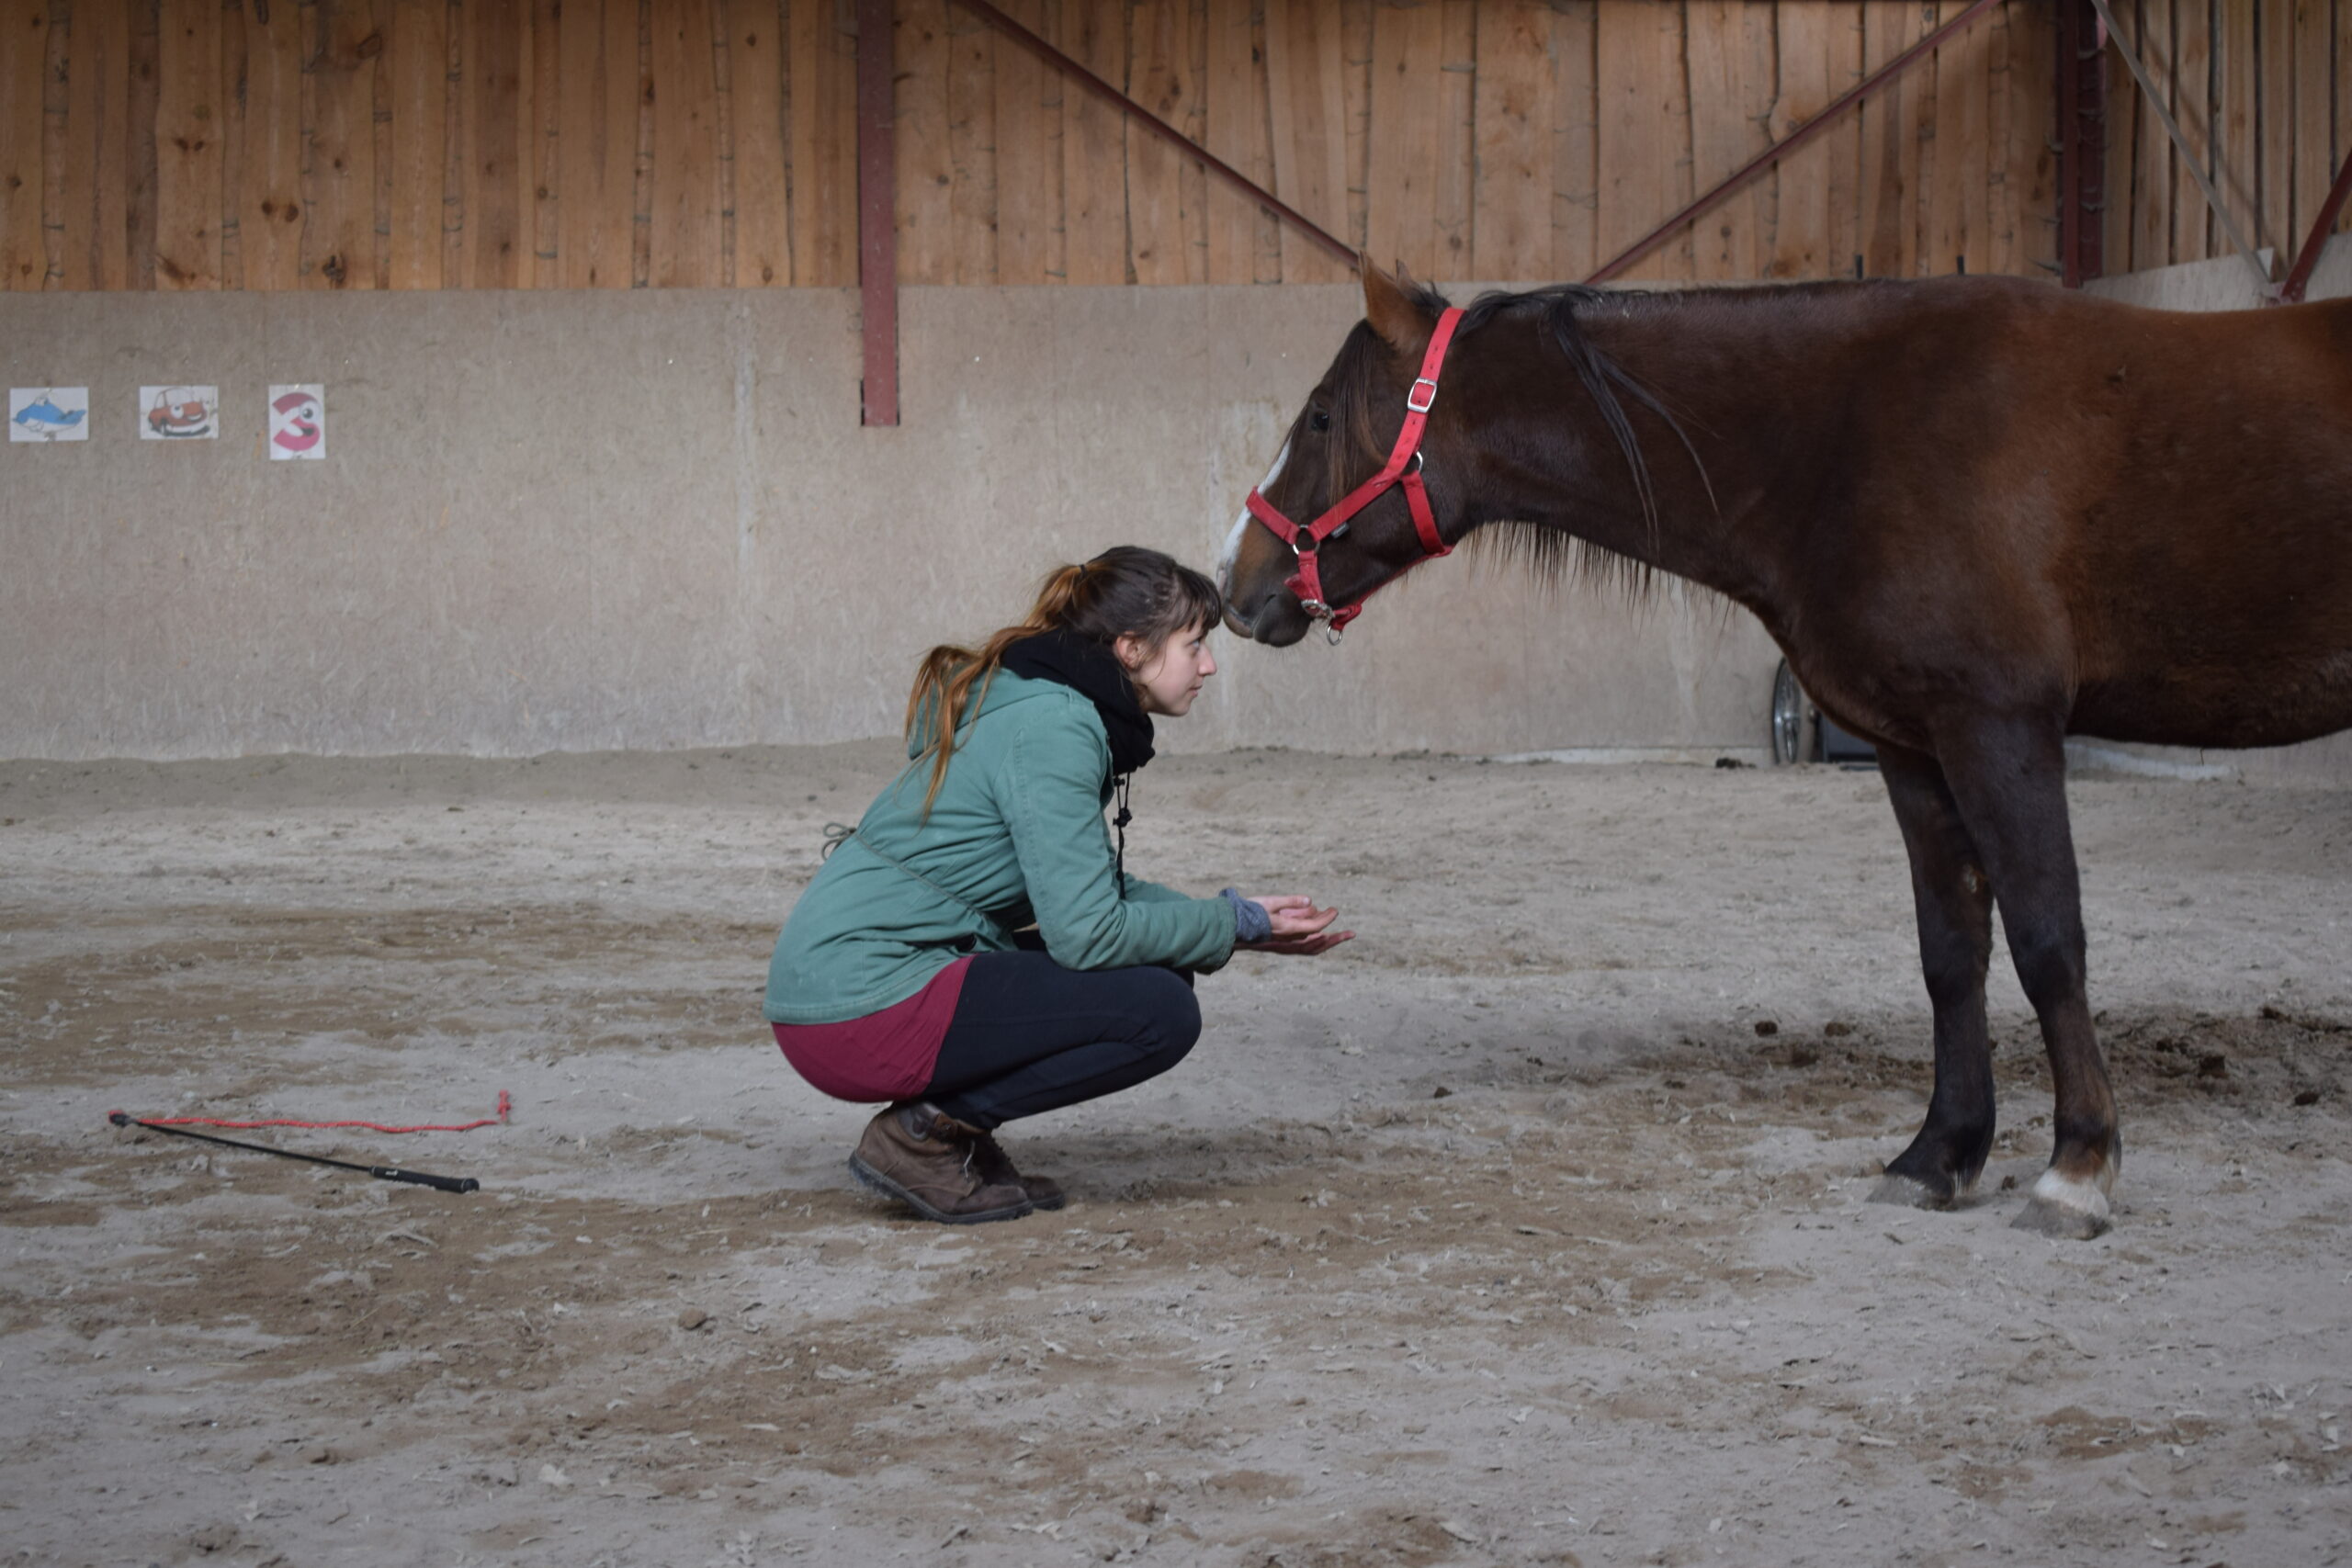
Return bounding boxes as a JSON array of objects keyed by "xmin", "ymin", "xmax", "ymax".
[
  {"xmin": 1590, "ymin": 0, "xmax": 2006, "ymax": 284},
  {"xmin": 948, "ymin": 0, "xmax": 1359, "ymax": 269},
  {"xmin": 2084, "ymin": 0, "xmax": 2278, "ymax": 301}
]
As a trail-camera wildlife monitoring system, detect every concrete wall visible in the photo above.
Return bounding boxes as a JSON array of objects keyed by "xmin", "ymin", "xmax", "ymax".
[{"xmin": 0, "ymin": 285, "xmax": 1782, "ymax": 761}]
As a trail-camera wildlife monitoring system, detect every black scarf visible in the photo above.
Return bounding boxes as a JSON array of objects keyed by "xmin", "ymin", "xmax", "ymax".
[{"xmin": 1000, "ymin": 629, "xmax": 1156, "ymax": 777}]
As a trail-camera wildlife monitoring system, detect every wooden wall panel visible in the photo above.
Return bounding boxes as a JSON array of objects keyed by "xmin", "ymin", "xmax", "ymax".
[
  {"xmin": 651, "ymin": 0, "xmax": 720, "ymax": 285},
  {"xmin": 238, "ymin": 1, "xmax": 303, "ymax": 292},
  {"xmin": 1939, "ymin": 1, "xmax": 1992, "ymax": 276},
  {"xmin": 15, "ymin": 0, "xmax": 2307, "ymax": 294},
  {"xmin": 2094, "ymin": 0, "xmax": 2352, "ymax": 276},
  {"xmin": 2259, "ymin": 0, "xmax": 2293, "ymax": 256},
  {"xmin": 1126, "ymin": 0, "xmax": 1204, "ymax": 284},
  {"xmin": 2292, "ymin": 0, "xmax": 2331, "ymax": 244},
  {"xmin": 299, "ymin": 0, "xmax": 376, "ymax": 290},
  {"xmin": 1472, "ymin": 0, "xmax": 1555, "ymax": 280},
  {"xmin": 59, "ymin": 0, "xmax": 130, "ymax": 290},
  {"xmin": 1430, "ymin": 0, "xmax": 1476, "ymax": 276},
  {"xmin": 2117, "ymin": 6, "xmax": 2154, "ymax": 272},
  {"xmin": 533, "ymin": 0, "xmax": 563, "ymax": 286},
  {"xmin": 895, "ymin": 0, "xmax": 956, "ymax": 283},
  {"xmin": 1200, "ymin": 0, "xmax": 1265, "ymax": 283},
  {"xmin": 2220, "ymin": 0, "xmax": 2260, "ymax": 248},
  {"xmin": 1364, "ymin": 0, "xmax": 1444, "ymax": 279},
  {"xmin": 1060, "ymin": 0, "xmax": 1129, "ymax": 284},
  {"xmin": 1265, "ymin": 0, "xmax": 1349, "ymax": 283},
  {"xmin": 387, "ymin": 0, "xmax": 445, "ymax": 289},
  {"xmin": 992, "ymin": 0, "xmax": 1059, "ymax": 283},
  {"xmin": 1859, "ymin": 1, "xmax": 1922, "ymax": 277},
  {"xmin": 557, "ymin": 0, "xmax": 641, "ymax": 288},
  {"xmin": 1598, "ymin": 0, "xmax": 1691, "ymax": 281},
  {"xmin": 153, "ymin": 0, "xmax": 220, "ymax": 288},
  {"xmin": 1685, "ymin": 1, "xmax": 1774, "ymax": 281},
  {"xmin": 2340, "ymin": 0, "xmax": 2352, "ymax": 233},
  {"xmin": 1550, "ymin": 0, "xmax": 1598, "ymax": 278},
  {"xmin": 2174, "ymin": 0, "xmax": 2214, "ymax": 261},
  {"xmin": 1771, "ymin": 0, "xmax": 1838, "ymax": 278},
  {"xmin": 1339, "ymin": 0, "xmax": 1369, "ymax": 254},
  {"xmin": 2130, "ymin": 0, "xmax": 2175, "ymax": 272},
  {"xmin": 3, "ymin": 0, "xmax": 51, "ymax": 289},
  {"xmin": 457, "ymin": 2, "xmax": 527, "ymax": 288},
  {"xmin": 943, "ymin": 0, "xmax": 995, "ymax": 283},
  {"xmin": 727, "ymin": 0, "xmax": 789, "ymax": 287}
]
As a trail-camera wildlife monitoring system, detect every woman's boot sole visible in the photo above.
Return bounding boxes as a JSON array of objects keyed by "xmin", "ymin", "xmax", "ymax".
[{"xmin": 847, "ymin": 1155, "xmax": 1034, "ymax": 1225}]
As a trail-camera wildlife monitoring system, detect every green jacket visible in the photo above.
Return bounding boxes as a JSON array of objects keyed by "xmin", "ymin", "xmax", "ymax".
[{"xmin": 764, "ymin": 669, "xmax": 1236, "ymax": 1024}]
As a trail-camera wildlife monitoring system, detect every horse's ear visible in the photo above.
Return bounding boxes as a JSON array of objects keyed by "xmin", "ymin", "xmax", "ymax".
[{"xmin": 1362, "ymin": 257, "xmax": 1433, "ymax": 355}]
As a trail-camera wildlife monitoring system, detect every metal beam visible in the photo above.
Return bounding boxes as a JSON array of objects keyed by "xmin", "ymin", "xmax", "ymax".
[
  {"xmin": 950, "ymin": 0, "xmax": 1358, "ymax": 269},
  {"xmin": 857, "ymin": 0, "xmax": 899, "ymax": 426},
  {"xmin": 2086, "ymin": 0, "xmax": 2277, "ymax": 300},
  {"xmin": 1589, "ymin": 0, "xmax": 2006, "ymax": 285},
  {"xmin": 2279, "ymin": 153, "xmax": 2352, "ymax": 304}
]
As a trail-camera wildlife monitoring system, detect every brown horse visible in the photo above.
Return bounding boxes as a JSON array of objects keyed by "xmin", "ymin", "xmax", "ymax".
[{"xmin": 1218, "ymin": 264, "xmax": 2352, "ymax": 1239}]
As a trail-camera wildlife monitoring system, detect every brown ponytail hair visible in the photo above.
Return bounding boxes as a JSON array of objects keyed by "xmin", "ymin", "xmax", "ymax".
[{"xmin": 905, "ymin": 545, "xmax": 1224, "ymax": 812}]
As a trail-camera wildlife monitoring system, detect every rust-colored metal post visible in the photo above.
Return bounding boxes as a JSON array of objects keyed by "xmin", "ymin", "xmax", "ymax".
[
  {"xmin": 2057, "ymin": 0, "xmax": 2107, "ymax": 288},
  {"xmin": 857, "ymin": 0, "xmax": 899, "ymax": 426},
  {"xmin": 2278, "ymin": 154, "xmax": 2352, "ymax": 304}
]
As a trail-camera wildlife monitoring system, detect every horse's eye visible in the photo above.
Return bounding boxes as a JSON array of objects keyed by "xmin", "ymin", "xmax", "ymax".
[{"xmin": 1309, "ymin": 409, "xmax": 1331, "ymax": 434}]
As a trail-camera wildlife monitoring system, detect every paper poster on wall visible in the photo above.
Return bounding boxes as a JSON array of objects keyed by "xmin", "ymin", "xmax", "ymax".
[
  {"xmin": 9, "ymin": 388, "xmax": 90, "ymax": 442},
  {"xmin": 267, "ymin": 385, "xmax": 325, "ymax": 460},
  {"xmin": 141, "ymin": 386, "xmax": 220, "ymax": 440}
]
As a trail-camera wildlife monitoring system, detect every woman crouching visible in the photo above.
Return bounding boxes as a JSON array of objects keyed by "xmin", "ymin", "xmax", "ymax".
[{"xmin": 764, "ymin": 546, "xmax": 1350, "ymax": 1223}]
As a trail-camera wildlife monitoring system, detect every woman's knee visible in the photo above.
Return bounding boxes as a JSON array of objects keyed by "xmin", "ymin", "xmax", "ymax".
[{"xmin": 1137, "ymin": 967, "xmax": 1203, "ymax": 1056}]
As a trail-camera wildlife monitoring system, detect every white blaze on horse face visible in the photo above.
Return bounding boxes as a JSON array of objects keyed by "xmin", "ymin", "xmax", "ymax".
[{"xmin": 1218, "ymin": 437, "xmax": 1292, "ymax": 589}]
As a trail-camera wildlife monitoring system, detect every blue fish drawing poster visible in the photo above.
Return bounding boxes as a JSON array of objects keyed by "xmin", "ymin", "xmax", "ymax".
[{"xmin": 9, "ymin": 388, "xmax": 91, "ymax": 443}]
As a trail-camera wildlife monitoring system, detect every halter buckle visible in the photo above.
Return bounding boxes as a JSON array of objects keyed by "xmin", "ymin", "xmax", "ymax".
[{"xmin": 1406, "ymin": 378, "xmax": 1439, "ymax": 414}]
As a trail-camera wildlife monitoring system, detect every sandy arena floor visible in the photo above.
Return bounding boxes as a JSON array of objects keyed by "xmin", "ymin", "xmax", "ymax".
[{"xmin": 3, "ymin": 744, "xmax": 2349, "ymax": 1567}]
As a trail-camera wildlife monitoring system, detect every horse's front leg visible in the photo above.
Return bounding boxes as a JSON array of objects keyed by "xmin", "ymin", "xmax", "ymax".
[
  {"xmin": 1871, "ymin": 741, "xmax": 1998, "ymax": 1208},
  {"xmin": 1934, "ymin": 713, "xmax": 2120, "ymax": 1238}
]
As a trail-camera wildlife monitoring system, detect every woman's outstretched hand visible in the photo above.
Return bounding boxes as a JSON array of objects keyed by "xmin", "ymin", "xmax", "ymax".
[{"xmin": 1240, "ymin": 895, "xmax": 1352, "ymax": 956}]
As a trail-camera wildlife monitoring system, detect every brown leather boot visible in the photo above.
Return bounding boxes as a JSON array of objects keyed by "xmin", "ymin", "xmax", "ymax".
[
  {"xmin": 848, "ymin": 1102, "xmax": 1033, "ymax": 1224},
  {"xmin": 968, "ymin": 1130, "xmax": 1066, "ymax": 1212}
]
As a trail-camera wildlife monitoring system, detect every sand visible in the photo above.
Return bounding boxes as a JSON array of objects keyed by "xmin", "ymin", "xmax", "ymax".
[{"xmin": 3, "ymin": 743, "xmax": 2348, "ymax": 1566}]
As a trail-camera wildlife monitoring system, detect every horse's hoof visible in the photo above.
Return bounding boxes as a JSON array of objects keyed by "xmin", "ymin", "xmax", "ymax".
[
  {"xmin": 2011, "ymin": 1170, "xmax": 2111, "ymax": 1239},
  {"xmin": 1868, "ymin": 1172, "xmax": 1952, "ymax": 1210}
]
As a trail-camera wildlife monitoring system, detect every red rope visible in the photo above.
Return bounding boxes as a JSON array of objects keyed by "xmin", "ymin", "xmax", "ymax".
[{"xmin": 113, "ymin": 1089, "xmax": 510, "ymax": 1134}]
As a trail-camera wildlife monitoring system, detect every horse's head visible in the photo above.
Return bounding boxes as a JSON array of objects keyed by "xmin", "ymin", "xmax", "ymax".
[
  {"xmin": 1219, "ymin": 269, "xmax": 1702, "ymax": 646},
  {"xmin": 1217, "ymin": 264, "xmax": 1466, "ymax": 646}
]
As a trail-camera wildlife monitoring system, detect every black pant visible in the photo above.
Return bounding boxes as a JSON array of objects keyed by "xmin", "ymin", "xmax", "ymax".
[{"xmin": 923, "ymin": 934, "xmax": 1200, "ymax": 1131}]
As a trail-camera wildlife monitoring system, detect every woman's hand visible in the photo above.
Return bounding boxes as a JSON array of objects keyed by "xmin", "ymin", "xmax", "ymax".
[{"xmin": 1239, "ymin": 895, "xmax": 1352, "ymax": 956}]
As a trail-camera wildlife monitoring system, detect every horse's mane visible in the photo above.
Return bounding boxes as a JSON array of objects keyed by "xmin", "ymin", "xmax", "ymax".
[{"xmin": 1320, "ymin": 278, "xmax": 1722, "ymax": 603}]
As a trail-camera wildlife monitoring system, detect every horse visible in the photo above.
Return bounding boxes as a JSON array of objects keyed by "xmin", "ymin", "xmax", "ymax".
[{"xmin": 1217, "ymin": 262, "xmax": 2352, "ymax": 1239}]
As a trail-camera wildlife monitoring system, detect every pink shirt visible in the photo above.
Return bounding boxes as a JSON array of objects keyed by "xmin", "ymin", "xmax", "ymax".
[{"xmin": 770, "ymin": 957, "xmax": 973, "ymax": 1102}]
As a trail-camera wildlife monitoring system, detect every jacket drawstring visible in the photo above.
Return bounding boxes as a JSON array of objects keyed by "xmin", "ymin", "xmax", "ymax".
[{"xmin": 1112, "ymin": 773, "xmax": 1131, "ymax": 897}]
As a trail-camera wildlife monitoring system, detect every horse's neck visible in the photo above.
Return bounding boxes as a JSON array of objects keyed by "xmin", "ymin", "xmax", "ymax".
[{"xmin": 1487, "ymin": 288, "xmax": 1876, "ymax": 605}]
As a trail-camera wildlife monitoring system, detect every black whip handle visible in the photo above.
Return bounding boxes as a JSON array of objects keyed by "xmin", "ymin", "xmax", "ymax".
[
  {"xmin": 367, "ymin": 1165, "xmax": 480, "ymax": 1194},
  {"xmin": 107, "ymin": 1112, "xmax": 481, "ymax": 1193}
]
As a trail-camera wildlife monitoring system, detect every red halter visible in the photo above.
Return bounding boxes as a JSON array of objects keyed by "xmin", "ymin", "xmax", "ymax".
[{"xmin": 1245, "ymin": 306, "xmax": 1464, "ymax": 637}]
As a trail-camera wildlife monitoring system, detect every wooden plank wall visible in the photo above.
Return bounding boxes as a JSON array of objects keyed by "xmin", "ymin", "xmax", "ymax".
[
  {"xmin": 6, "ymin": 0, "xmax": 860, "ymax": 290},
  {"xmin": 2103, "ymin": 0, "xmax": 2352, "ymax": 275},
  {"xmin": 17, "ymin": 0, "xmax": 2315, "ymax": 293}
]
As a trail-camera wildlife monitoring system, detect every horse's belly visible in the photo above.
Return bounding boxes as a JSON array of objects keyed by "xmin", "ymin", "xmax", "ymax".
[{"xmin": 2073, "ymin": 657, "xmax": 2352, "ymax": 750}]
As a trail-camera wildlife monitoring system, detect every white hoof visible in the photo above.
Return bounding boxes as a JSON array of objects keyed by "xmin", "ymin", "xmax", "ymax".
[{"xmin": 2012, "ymin": 1168, "xmax": 2112, "ymax": 1239}]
